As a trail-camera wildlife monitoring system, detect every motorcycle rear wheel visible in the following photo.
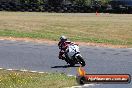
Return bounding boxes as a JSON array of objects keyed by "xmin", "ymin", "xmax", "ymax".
[
  {"xmin": 69, "ymin": 61, "xmax": 75, "ymax": 66},
  {"xmin": 65, "ymin": 57, "xmax": 75, "ymax": 66}
]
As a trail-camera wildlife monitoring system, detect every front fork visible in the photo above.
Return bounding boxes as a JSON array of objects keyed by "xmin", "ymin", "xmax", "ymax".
[{"xmin": 75, "ymin": 53, "xmax": 82, "ymax": 63}]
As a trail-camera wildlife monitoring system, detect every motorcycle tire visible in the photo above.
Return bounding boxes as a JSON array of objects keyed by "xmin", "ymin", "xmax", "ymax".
[
  {"xmin": 77, "ymin": 55, "xmax": 86, "ymax": 67},
  {"xmin": 65, "ymin": 58, "xmax": 75, "ymax": 66},
  {"xmin": 69, "ymin": 61, "xmax": 75, "ymax": 66}
]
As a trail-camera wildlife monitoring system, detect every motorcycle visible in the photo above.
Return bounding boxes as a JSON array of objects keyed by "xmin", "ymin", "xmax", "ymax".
[{"xmin": 63, "ymin": 43, "xmax": 86, "ymax": 67}]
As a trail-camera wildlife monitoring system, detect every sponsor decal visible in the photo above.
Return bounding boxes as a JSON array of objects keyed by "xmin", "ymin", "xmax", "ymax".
[{"xmin": 76, "ymin": 67, "xmax": 131, "ymax": 85}]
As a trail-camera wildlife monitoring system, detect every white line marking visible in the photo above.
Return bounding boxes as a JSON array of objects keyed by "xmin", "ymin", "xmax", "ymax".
[
  {"xmin": 66, "ymin": 84, "xmax": 96, "ymax": 88},
  {"xmin": 38, "ymin": 72, "xmax": 45, "ymax": 74},
  {"xmin": 30, "ymin": 71, "xmax": 37, "ymax": 73},
  {"xmin": 0, "ymin": 68, "xmax": 3, "ymax": 69},
  {"xmin": 20, "ymin": 69, "xmax": 28, "ymax": 72},
  {"xmin": 67, "ymin": 75, "xmax": 76, "ymax": 78},
  {"xmin": 7, "ymin": 69, "xmax": 13, "ymax": 71},
  {"xmin": 67, "ymin": 74, "xmax": 74, "ymax": 77}
]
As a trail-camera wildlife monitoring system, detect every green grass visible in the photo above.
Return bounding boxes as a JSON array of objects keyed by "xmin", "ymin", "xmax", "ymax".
[
  {"xmin": 0, "ymin": 29, "xmax": 130, "ymax": 45},
  {"xmin": 0, "ymin": 12, "xmax": 132, "ymax": 47},
  {"xmin": 0, "ymin": 69, "xmax": 77, "ymax": 88}
]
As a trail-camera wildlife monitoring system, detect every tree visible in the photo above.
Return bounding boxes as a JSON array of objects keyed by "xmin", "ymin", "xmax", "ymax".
[
  {"xmin": 47, "ymin": 0, "xmax": 64, "ymax": 6},
  {"xmin": 68, "ymin": 0, "xmax": 91, "ymax": 5}
]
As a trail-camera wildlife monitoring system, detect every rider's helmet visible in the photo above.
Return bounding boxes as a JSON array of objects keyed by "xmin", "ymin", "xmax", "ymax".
[{"xmin": 60, "ymin": 36, "xmax": 67, "ymax": 42}]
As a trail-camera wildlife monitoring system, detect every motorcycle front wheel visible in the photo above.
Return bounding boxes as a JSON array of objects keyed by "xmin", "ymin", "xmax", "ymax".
[{"xmin": 77, "ymin": 55, "xmax": 86, "ymax": 67}]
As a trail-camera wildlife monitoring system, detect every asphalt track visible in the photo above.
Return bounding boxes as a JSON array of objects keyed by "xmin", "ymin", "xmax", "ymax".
[{"xmin": 0, "ymin": 40, "xmax": 132, "ymax": 88}]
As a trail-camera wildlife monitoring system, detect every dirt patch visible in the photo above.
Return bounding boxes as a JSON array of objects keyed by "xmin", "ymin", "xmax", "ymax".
[{"xmin": 0, "ymin": 37, "xmax": 128, "ymax": 48}]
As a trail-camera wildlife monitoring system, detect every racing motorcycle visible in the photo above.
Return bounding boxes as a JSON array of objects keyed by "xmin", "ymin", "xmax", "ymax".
[{"xmin": 63, "ymin": 43, "xmax": 85, "ymax": 67}]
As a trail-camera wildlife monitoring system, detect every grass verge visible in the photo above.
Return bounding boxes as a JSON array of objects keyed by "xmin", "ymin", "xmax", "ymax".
[
  {"xmin": 0, "ymin": 69, "xmax": 77, "ymax": 88},
  {"xmin": 0, "ymin": 12, "xmax": 132, "ymax": 47},
  {"xmin": 0, "ymin": 29, "xmax": 131, "ymax": 46}
]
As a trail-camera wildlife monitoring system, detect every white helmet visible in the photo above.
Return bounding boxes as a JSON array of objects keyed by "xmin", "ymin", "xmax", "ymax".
[{"xmin": 60, "ymin": 36, "xmax": 67, "ymax": 42}]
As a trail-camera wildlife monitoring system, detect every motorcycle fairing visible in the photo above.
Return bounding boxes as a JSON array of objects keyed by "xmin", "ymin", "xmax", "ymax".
[{"xmin": 67, "ymin": 44, "xmax": 80, "ymax": 59}]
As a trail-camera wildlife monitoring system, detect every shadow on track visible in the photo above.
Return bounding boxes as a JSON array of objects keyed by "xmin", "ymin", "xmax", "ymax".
[{"xmin": 51, "ymin": 65, "xmax": 80, "ymax": 68}]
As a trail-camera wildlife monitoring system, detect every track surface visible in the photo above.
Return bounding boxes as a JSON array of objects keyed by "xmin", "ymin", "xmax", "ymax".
[{"xmin": 0, "ymin": 40, "xmax": 131, "ymax": 88}]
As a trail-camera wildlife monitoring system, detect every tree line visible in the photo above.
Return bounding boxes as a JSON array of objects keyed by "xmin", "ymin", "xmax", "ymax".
[{"xmin": 0, "ymin": 0, "xmax": 132, "ymax": 13}]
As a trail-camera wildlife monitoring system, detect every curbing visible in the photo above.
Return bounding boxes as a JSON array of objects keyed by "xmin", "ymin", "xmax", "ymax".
[
  {"xmin": 65, "ymin": 84, "xmax": 96, "ymax": 88},
  {"xmin": 0, "ymin": 68, "xmax": 48, "ymax": 74},
  {"xmin": 20, "ymin": 69, "xmax": 29, "ymax": 72},
  {"xmin": 27, "ymin": 70, "xmax": 37, "ymax": 73},
  {"xmin": 0, "ymin": 67, "xmax": 76, "ymax": 76},
  {"xmin": 0, "ymin": 68, "xmax": 4, "ymax": 69}
]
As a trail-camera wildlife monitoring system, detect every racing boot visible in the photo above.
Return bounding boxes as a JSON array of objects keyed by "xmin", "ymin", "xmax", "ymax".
[{"xmin": 58, "ymin": 54, "xmax": 65, "ymax": 60}]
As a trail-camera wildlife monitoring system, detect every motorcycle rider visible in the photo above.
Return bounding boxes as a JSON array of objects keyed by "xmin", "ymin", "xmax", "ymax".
[
  {"xmin": 58, "ymin": 36, "xmax": 85, "ymax": 66},
  {"xmin": 58, "ymin": 36, "xmax": 71, "ymax": 60}
]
